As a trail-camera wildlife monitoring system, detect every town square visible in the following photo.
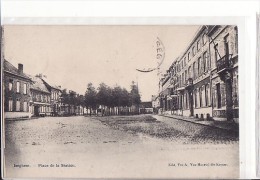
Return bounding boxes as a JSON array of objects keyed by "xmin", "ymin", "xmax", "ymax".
[{"xmin": 2, "ymin": 25, "xmax": 239, "ymax": 178}]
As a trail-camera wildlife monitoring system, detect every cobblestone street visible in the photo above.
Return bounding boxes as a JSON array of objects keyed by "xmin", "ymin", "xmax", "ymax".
[{"xmin": 4, "ymin": 115, "xmax": 239, "ymax": 179}]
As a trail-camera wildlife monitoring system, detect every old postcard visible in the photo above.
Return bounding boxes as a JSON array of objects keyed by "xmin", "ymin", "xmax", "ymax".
[{"xmin": 1, "ymin": 25, "xmax": 239, "ymax": 179}]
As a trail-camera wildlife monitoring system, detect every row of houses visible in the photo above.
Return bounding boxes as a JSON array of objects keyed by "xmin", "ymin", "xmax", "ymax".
[
  {"xmin": 3, "ymin": 59, "xmax": 84, "ymax": 119},
  {"xmin": 155, "ymin": 25, "xmax": 238, "ymax": 121}
]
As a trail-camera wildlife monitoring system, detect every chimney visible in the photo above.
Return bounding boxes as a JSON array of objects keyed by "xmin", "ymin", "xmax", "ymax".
[
  {"xmin": 36, "ymin": 73, "xmax": 42, "ymax": 78},
  {"xmin": 18, "ymin": 63, "xmax": 23, "ymax": 74}
]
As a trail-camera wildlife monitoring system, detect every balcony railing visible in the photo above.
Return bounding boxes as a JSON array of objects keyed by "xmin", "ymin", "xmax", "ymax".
[{"xmin": 217, "ymin": 54, "xmax": 233, "ymax": 73}]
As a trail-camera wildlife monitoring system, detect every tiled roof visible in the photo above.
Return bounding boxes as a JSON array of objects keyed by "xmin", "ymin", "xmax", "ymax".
[
  {"xmin": 3, "ymin": 59, "xmax": 31, "ymax": 80},
  {"xmin": 41, "ymin": 76, "xmax": 62, "ymax": 91},
  {"xmin": 29, "ymin": 75, "xmax": 50, "ymax": 94}
]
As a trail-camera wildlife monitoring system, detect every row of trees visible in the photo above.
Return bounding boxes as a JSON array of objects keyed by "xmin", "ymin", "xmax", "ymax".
[{"xmin": 60, "ymin": 81, "xmax": 141, "ymax": 116}]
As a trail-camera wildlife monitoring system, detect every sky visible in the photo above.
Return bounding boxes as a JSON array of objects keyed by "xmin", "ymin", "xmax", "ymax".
[{"xmin": 3, "ymin": 25, "xmax": 199, "ymax": 101}]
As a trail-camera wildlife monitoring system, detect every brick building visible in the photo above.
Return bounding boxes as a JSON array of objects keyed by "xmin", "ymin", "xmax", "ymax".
[{"xmin": 3, "ymin": 60, "xmax": 32, "ymax": 119}]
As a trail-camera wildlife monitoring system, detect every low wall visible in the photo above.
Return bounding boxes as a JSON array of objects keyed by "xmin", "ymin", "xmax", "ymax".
[
  {"xmin": 194, "ymin": 107, "xmax": 212, "ymax": 119},
  {"xmin": 4, "ymin": 112, "xmax": 32, "ymax": 120}
]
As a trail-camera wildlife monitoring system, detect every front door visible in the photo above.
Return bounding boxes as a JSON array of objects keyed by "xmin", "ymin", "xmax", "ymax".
[{"xmin": 34, "ymin": 106, "xmax": 40, "ymax": 116}]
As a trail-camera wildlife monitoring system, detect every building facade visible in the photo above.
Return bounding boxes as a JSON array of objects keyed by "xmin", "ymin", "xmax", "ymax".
[
  {"xmin": 3, "ymin": 60, "xmax": 32, "ymax": 119},
  {"xmin": 159, "ymin": 25, "xmax": 238, "ymax": 121},
  {"xmin": 40, "ymin": 75, "xmax": 62, "ymax": 116},
  {"xmin": 30, "ymin": 76, "xmax": 51, "ymax": 117},
  {"xmin": 208, "ymin": 25, "xmax": 239, "ymax": 121}
]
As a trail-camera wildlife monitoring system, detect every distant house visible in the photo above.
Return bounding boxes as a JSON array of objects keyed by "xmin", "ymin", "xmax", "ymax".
[
  {"xmin": 3, "ymin": 60, "xmax": 32, "ymax": 119},
  {"xmin": 29, "ymin": 75, "xmax": 51, "ymax": 117},
  {"xmin": 39, "ymin": 74, "xmax": 62, "ymax": 116},
  {"xmin": 139, "ymin": 101, "xmax": 153, "ymax": 114},
  {"xmin": 151, "ymin": 95, "xmax": 160, "ymax": 108}
]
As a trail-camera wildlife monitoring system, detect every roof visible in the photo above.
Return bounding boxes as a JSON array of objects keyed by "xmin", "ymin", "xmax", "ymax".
[
  {"xmin": 29, "ymin": 75, "xmax": 50, "ymax": 94},
  {"xmin": 3, "ymin": 59, "xmax": 31, "ymax": 80},
  {"xmin": 41, "ymin": 76, "xmax": 62, "ymax": 91}
]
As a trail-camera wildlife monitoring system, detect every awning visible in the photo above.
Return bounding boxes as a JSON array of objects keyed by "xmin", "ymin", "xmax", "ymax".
[
  {"xmin": 32, "ymin": 102, "xmax": 51, "ymax": 106},
  {"xmin": 176, "ymin": 87, "xmax": 185, "ymax": 91},
  {"xmin": 170, "ymin": 95, "xmax": 178, "ymax": 98}
]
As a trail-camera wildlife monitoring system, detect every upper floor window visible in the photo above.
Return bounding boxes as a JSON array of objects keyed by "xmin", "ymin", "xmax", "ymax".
[
  {"xmin": 23, "ymin": 83, "xmax": 27, "ymax": 94},
  {"xmin": 214, "ymin": 44, "xmax": 219, "ymax": 61},
  {"xmin": 203, "ymin": 51, "xmax": 209, "ymax": 71},
  {"xmin": 184, "ymin": 57, "xmax": 187, "ymax": 66},
  {"xmin": 192, "ymin": 46, "xmax": 196, "ymax": 56},
  {"xmin": 188, "ymin": 52, "xmax": 190, "ymax": 61},
  {"xmin": 188, "ymin": 66, "xmax": 192, "ymax": 79},
  {"xmin": 202, "ymin": 34, "xmax": 207, "ymax": 45},
  {"xmin": 224, "ymin": 34, "xmax": 230, "ymax": 55},
  {"xmin": 198, "ymin": 57, "xmax": 201, "ymax": 76},
  {"xmin": 9, "ymin": 80, "xmax": 13, "ymax": 91},
  {"xmin": 193, "ymin": 62, "xmax": 196, "ymax": 79},
  {"xmin": 16, "ymin": 81, "xmax": 20, "ymax": 93},
  {"xmin": 197, "ymin": 40, "xmax": 201, "ymax": 51}
]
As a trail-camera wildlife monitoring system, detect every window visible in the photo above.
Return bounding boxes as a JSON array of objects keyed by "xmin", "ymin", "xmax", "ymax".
[
  {"xmin": 198, "ymin": 57, "xmax": 201, "ymax": 76},
  {"xmin": 8, "ymin": 98, "xmax": 13, "ymax": 111},
  {"xmin": 194, "ymin": 89, "xmax": 197, "ymax": 108},
  {"xmin": 199, "ymin": 88, "xmax": 202, "ymax": 107},
  {"xmin": 16, "ymin": 81, "xmax": 20, "ymax": 93},
  {"xmin": 216, "ymin": 83, "xmax": 221, "ymax": 108},
  {"xmin": 205, "ymin": 84, "xmax": 211, "ymax": 106},
  {"xmin": 188, "ymin": 52, "xmax": 190, "ymax": 61},
  {"xmin": 224, "ymin": 34, "xmax": 229, "ymax": 55},
  {"xmin": 9, "ymin": 80, "xmax": 13, "ymax": 91},
  {"xmin": 186, "ymin": 93, "xmax": 189, "ymax": 109},
  {"xmin": 23, "ymin": 101, "xmax": 28, "ymax": 112},
  {"xmin": 193, "ymin": 62, "xmax": 196, "ymax": 79},
  {"xmin": 192, "ymin": 46, "xmax": 196, "ymax": 56},
  {"xmin": 182, "ymin": 73, "xmax": 184, "ymax": 87},
  {"xmin": 179, "ymin": 75, "xmax": 182, "ymax": 87},
  {"xmin": 23, "ymin": 83, "xmax": 27, "ymax": 94},
  {"xmin": 16, "ymin": 99, "xmax": 20, "ymax": 111},
  {"xmin": 202, "ymin": 34, "xmax": 207, "ymax": 45},
  {"xmin": 214, "ymin": 44, "xmax": 219, "ymax": 61},
  {"xmin": 185, "ymin": 70, "xmax": 187, "ymax": 83},
  {"xmin": 197, "ymin": 89, "xmax": 200, "ymax": 108},
  {"xmin": 203, "ymin": 51, "xmax": 209, "ymax": 71},
  {"xmin": 235, "ymin": 26, "xmax": 238, "ymax": 53},
  {"xmin": 201, "ymin": 85, "xmax": 205, "ymax": 107},
  {"xmin": 184, "ymin": 57, "xmax": 186, "ymax": 66},
  {"xmin": 203, "ymin": 53, "xmax": 207, "ymax": 72},
  {"xmin": 188, "ymin": 66, "xmax": 192, "ymax": 79},
  {"xmin": 197, "ymin": 40, "xmax": 201, "ymax": 51}
]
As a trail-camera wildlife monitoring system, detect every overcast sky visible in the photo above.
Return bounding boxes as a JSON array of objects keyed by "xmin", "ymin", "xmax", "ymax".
[{"xmin": 3, "ymin": 25, "xmax": 199, "ymax": 101}]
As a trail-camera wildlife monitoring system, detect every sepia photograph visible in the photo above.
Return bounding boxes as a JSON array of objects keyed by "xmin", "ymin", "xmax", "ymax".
[{"xmin": 2, "ymin": 25, "xmax": 239, "ymax": 179}]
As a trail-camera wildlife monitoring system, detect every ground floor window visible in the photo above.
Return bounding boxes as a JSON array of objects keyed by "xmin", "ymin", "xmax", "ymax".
[
  {"xmin": 201, "ymin": 85, "xmax": 206, "ymax": 107},
  {"xmin": 216, "ymin": 83, "xmax": 221, "ymax": 108},
  {"xmin": 23, "ymin": 101, "xmax": 28, "ymax": 112},
  {"xmin": 194, "ymin": 90, "xmax": 197, "ymax": 108},
  {"xmin": 16, "ymin": 99, "xmax": 20, "ymax": 111},
  {"xmin": 8, "ymin": 98, "xmax": 13, "ymax": 111}
]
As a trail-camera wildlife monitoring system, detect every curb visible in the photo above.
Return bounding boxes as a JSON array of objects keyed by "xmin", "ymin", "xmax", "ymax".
[{"xmin": 159, "ymin": 114, "xmax": 239, "ymax": 132}]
